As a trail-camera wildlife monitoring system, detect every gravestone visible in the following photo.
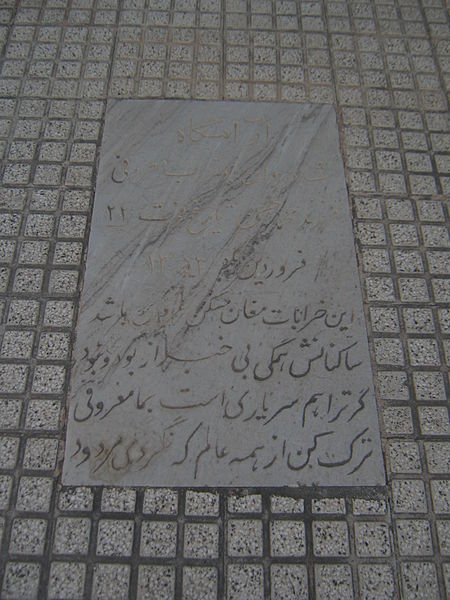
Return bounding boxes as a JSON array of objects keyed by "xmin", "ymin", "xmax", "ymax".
[{"xmin": 63, "ymin": 100, "xmax": 385, "ymax": 487}]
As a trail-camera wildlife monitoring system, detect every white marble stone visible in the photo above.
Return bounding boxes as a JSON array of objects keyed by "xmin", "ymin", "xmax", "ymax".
[{"xmin": 63, "ymin": 100, "xmax": 385, "ymax": 486}]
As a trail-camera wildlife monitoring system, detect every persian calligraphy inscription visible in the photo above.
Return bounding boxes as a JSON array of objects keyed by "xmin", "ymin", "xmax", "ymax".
[{"xmin": 63, "ymin": 100, "xmax": 385, "ymax": 486}]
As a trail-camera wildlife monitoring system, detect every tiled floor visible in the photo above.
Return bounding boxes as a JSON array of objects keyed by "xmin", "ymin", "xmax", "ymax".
[{"xmin": 0, "ymin": 0, "xmax": 448, "ymax": 597}]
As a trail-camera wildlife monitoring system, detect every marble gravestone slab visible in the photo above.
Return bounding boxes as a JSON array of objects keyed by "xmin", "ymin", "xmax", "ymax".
[{"xmin": 63, "ymin": 100, "xmax": 385, "ymax": 487}]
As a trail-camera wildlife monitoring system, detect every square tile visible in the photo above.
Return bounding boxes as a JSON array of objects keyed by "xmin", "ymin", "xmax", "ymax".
[
  {"xmin": 270, "ymin": 495, "xmax": 304, "ymax": 513},
  {"xmin": 227, "ymin": 564, "xmax": 264, "ymax": 600},
  {"xmin": 271, "ymin": 564, "xmax": 308, "ymax": 599},
  {"xmin": 96, "ymin": 519, "xmax": 134, "ymax": 556},
  {"xmin": 388, "ymin": 442, "xmax": 422, "ymax": 474},
  {"xmin": 137, "ymin": 566, "xmax": 175, "ymax": 600},
  {"xmin": 401, "ymin": 562, "xmax": 438, "ymax": 600},
  {"xmin": 352, "ymin": 498, "xmax": 387, "ymax": 515},
  {"xmin": 0, "ymin": 399, "xmax": 23, "ymax": 429},
  {"xmin": 413, "ymin": 372, "xmax": 446, "ymax": 402},
  {"xmin": 418, "ymin": 406, "xmax": 450, "ymax": 435},
  {"xmin": 424, "ymin": 442, "xmax": 450, "ymax": 474},
  {"xmin": 58, "ymin": 487, "xmax": 94, "ymax": 512},
  {"xmin": 392, "ymin": 480, "xmax": 427, "ymax": 513},
  {"xmin": 0, "ymin": 436, "xmax": 19, "ymax": 469},
  {"xmin": 37, "ymin": 332, "xmax": 70, "ymax": 360},
  {"xmin": 101, "ymin": 487, "xmax": 136, "ymax": 512},
  {"xmin": 399, "ymin": 278, "xmax": 429, "ymax": 302},
  {"xmin": 1, "ymin": 330, "xmax": 34, "ymax": 359},
  {"xmin": 315, "ymin": 564, "xmax": 353, "ymax": 600},
  {"xmin": 396, "ymin": 519, "xmax": 433, "ymax": 556},
  {"xmin": 431, "ymin": 480, "xmax": 450, "ymax": 513},
  {"xmin": 0, "ymin": 475, "xmax": 13, "ymax": 509},
  {"xmin": 143, "ymin": 488, "xmax": 178, "ymax": 514},
  {"xmin": 183, "ymin": 567, "xmax": 217, "ymax": 600},
  {"xmin": 13, "ymin": 268, "xmax": 44, "ymax": 293},
  {"xmin": 19, "ymin": 240, "xmax": 50, "ymax": 264},
  {"xmin": 16, "ymin": 476, "xmax": 53, "ymax": 512},
  {"xmin": 436, "ymin": 520, "xmax": 450, "ymax": 555},
  {"xmin": 228, "ymin": 520, "xmax": 263, "ymax": 556},
  {"xmin": 48, "ymin": 562, "xmax": 86, "ymax": 600},
  {"xmin": 32, "ymin": 364, "xmax": 66, "ymax": 394},
  {"xmin": 228, "ymin": 494, "xmax": 262, "ymax": 513},
  {"xmin": 9, "ymin": 518, "xmax": 47, "ymax": 555},
  {"xmin": 53, "ymin": 517, "xmax": 91, "ymax": 554},
  {"xmin": 313, "ymin": 520, "xmax": 349, "ymax": 556},
  {"xmin": 312, "ymin": 498, "xmax": 346, "ymax": 514},
  {"xmin": 140, "ymin": 521, "xmax": 177, "ymax": 557},
  {"xmin": 374, "ymin": 338, "xmax": 404, "ymax": 365},
  {"xmin": 185, "ymin": 490, "xmax": 219, "ymax": 516},
  {"xmin": 354, "ymin": 521, "xmax": 391, "ymax": 556},
  {"xmin": 43, "ymin": 301, "xmax": 74, "ymax": 327},
  {"xmin": 408, "ymin": 339, "xmax": 440, "ymax": 366},
  {"xmin": 184, "ymin": 522, "xmax": 219, "ymax": 558},
  {"xmin": 92, "ymin": 564, "xmax": 130, "ymax": 600},
  {"xmin": 403, "ymin": 308, "xmax": 434, "ymax": 333},
  {"xmin": 2, "ymin": 562, "xmax": 41, "ymax": 600},
  {"xmin": 25, "ymin": 399, "xmax": 61, "ymax": 430},
  {"xmin": 393, "ymin": 250, "xmax": 423, "ymax": 273},
  {"xmin": 270, "ymin": 520, "xmax": 305, "ymax": 556},
  {"xmin": 358, "ymin": 565, "xmax": 395, "ymax": 600},
  {"xmin": 369, "ymin": 307, "xmax": 399, "ymax": 332}
]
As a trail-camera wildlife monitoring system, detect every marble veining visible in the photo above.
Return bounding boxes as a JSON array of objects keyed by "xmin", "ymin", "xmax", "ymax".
[{"xmin": 63, "ymin": 100, "xmax": 385, "ymax": 486}]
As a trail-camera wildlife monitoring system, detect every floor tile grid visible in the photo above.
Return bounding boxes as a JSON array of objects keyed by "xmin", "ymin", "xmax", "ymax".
[
  {"xmin": 326, "ymin": 18, "xmax": 448, "ymax": 597},
  {"xmin": 0, "ymin": 0, "xmax": 448, "ymax": 596},
  {"xmin": 399, "ymin": 201, "xmax": 448, "ymax": 600},
  {"xmin": 332, "ymin": 33, "xmax": 447, "ymax": 196},
  {"xmin": 0, "ymin": 1, "xmax": 116, "ymax": 596},
  {"xmin": 420, "ymin": 0, "xmax": 450, "ymax": 102},
  {"xmin": 407, "ymin": 0, "xmax": 450, "ymax": 195},
  {"xmin": 107, "ymin": 0, "xmax": 335, "ymax": 103},
  {"xmin": 353, "ymin": 195, "xmax": 449, "ymax": 599},
  {"xmin": 325, "ymin": 0, "xmax": 448, "ymax": 595}
]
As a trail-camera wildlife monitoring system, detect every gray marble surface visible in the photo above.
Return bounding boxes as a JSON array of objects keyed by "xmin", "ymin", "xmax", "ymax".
[{"xmin": 63, "ymin": 100, "xmax": 385, "ymax": 487}]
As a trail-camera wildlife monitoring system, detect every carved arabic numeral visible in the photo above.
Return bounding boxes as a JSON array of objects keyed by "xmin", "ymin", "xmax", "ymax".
[
  {"xmin": 76, "ymin": 446, "xmax": 90, "ymax": 467},
  {"xmin": 70, "ymin": 439, "xmax": 82, "ymax": 459},
  {"xmin": 159, "ymin": 255, "xmax": 170, "ymax": 273},
  {"xmin": 195, "ymin": 256, "xmax": 205, "ymax": 275},
  {"xmin": 178, "ymin": 256, "xmax": 194, "ymax": 278},
  {"xmin": 147, "ymin": 255, "xmax": 153, "ymax": 273},
  {"xmin": 111, "ymin": 158, "xmax": 129, "ymax": 183},
  {"xmin": 95, "ymin": 443, "xmax": 105, "ymax": 458},
  {"xmin": 215, "ymin": 440, "xmax": 228, "ymax": 459}
]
